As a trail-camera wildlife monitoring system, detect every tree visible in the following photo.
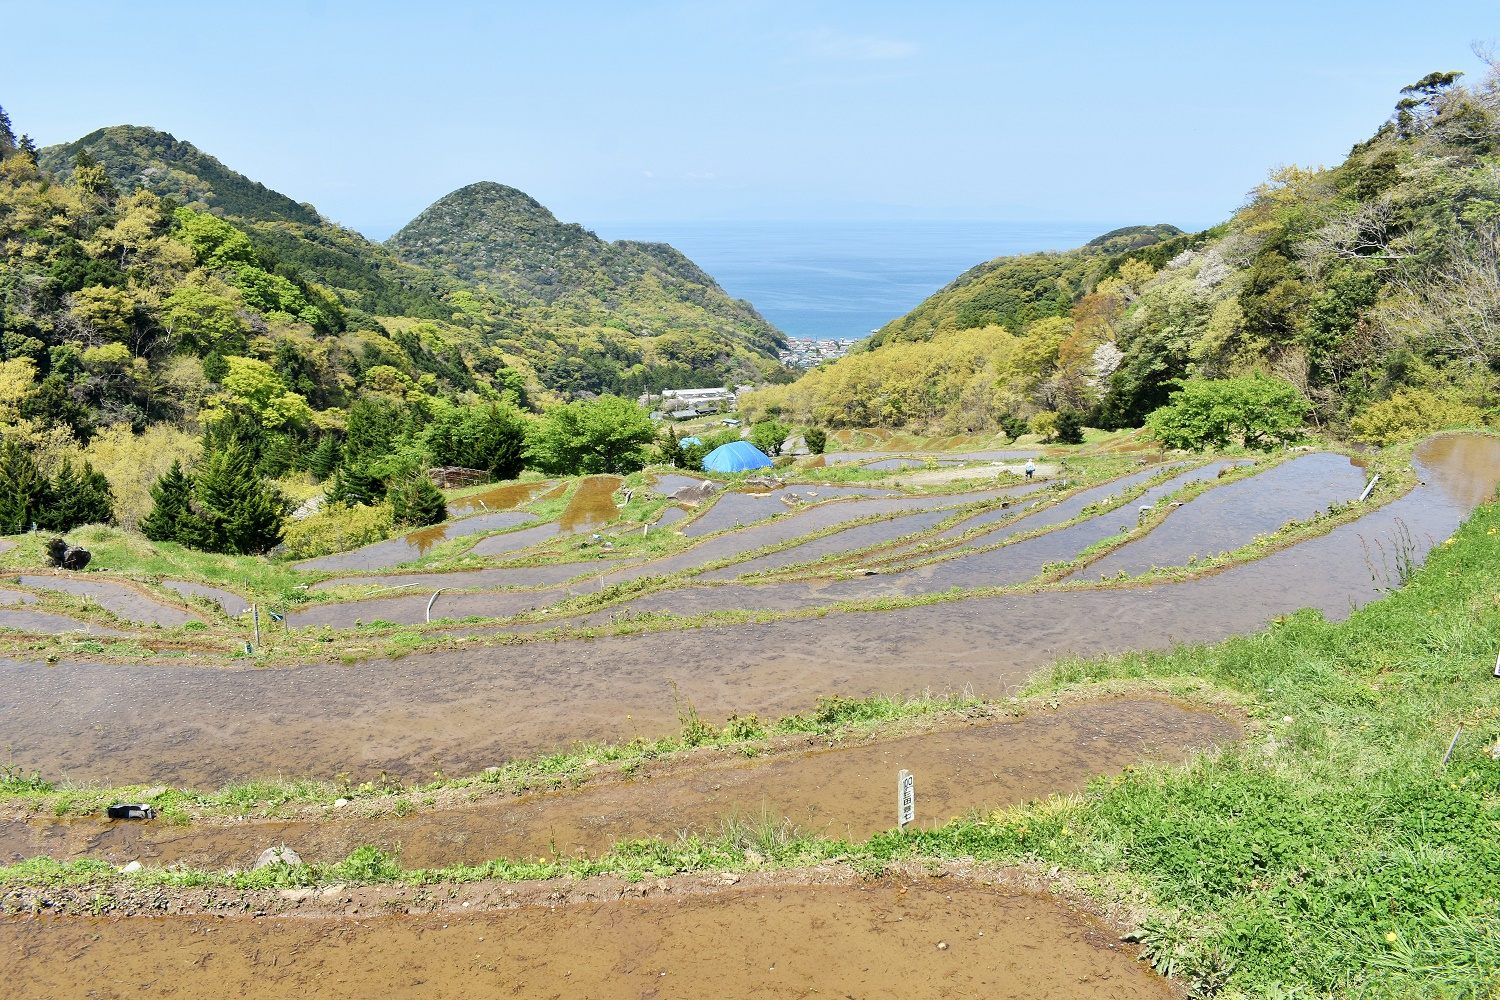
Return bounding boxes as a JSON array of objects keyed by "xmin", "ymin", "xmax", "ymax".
[
  {"xmin": 142, "ymin": 448, "xmax": 288, "ymax": 554},
  {"xmin": 206, "ymin": 356, "xmax": 311, "ymax": 430},
  {"xmin": 0, "ymin": 105, "xmax": 15, "ymax": 157},
  {"xmin": 1146, "ymin": 373, "xmax": 1311, "ymax": 452},
  {"xmin": 39, "ymin": 459, "xmax": 114, "ymax": 530},
  {"xmin": 803, "ymin": 427, "xmax": 827, "ymax": 454},
  {"xmin": 140, "ymin": 460, "xmax": 207, "ymax": 546},
  {"xmin": 388, "ymin": 474, "xmax": 447, "ymax": 527},
  {"xmin": 1051, "ymin": 409, "xmax": 1086, "ymax": 445},
  {"xmin": 750, "ymin": 419, "xmax": 790, "ymax": 456},
  {"xmin": 0, "ymin": 438, "xmax": 46, "ymax": 534},
  {"xmin": 1394, "ymin": 70, "xmax": 1463, "ymax": 138},
  {"xmin": 526, "ymin": 395, "xmax": 655, "ymax": 475},
  {"xmin": 192, "ymin": 444, "xmax": 289, "ymax": 554},
  {"xmin": 423, "ymin": 401, "xmax": 528, "ymax": 479},
  {"xmin": 307, "ymin": 436, "xmax": 341, "ymax": 480},
  {"xmin": 326, "ymin": 465, "xmax": 384, "ymax": 507}
]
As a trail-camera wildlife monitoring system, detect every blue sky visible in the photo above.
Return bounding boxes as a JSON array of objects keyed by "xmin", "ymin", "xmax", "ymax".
[{"xmin": 2, "ymin": 1, "xmax": 1495, "ymax": 238}]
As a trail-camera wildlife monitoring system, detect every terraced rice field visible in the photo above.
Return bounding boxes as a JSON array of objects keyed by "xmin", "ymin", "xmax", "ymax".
[{"xmin": 2, "ymin": 435, "xmax": 1498, "ymax": 997}]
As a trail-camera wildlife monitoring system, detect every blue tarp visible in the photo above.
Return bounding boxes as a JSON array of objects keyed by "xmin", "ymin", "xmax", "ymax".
[
  {"xmin": 702, "ymin": 440, "xmax": 773, "ymax": 473},
  {"xmin": 678, "ymin": 437, "xmax": 702, "ymax": 448}
]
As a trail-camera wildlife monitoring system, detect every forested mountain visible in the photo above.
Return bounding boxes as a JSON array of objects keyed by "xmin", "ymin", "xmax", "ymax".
[
  {"xmin": 870, "ymin": 223, "xmax": 1184, "ymax": 347},
  {"xmin": 0, "ymin": 109, "xmax": 795, "ymax": 546},
  {"xmin": 29, "ymin": 124, "xmax": 787, "ymax": 399},
  {"xmin": 746, "ymin": 68, "xmax": 1500, "ymax": 442},
  {"xmin": 389, "ymin": 180, "xmax": 784, "ymax": 368}
]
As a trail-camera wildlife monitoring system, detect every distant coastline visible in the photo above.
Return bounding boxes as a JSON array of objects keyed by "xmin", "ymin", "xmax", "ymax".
[{"xmin": 590, "ymin": 219, "xmax": 1127, "ymax": 340}]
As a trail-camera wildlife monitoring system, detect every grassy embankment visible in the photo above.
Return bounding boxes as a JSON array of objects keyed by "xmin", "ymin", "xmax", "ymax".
[{"xmin": 4, "ymin": 466, "xmax": 1498, "ymax": 996}]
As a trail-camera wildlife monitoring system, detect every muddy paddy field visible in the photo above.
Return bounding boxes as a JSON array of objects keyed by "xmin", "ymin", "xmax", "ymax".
[{"xmin": 2, "ymin": 434, "xmax": 1499, "ymax": 996}]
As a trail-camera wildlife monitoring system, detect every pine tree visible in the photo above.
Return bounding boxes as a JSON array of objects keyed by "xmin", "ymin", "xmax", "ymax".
[
  {"xmin": 389, "ymin": 474, "xmax": 447, "ymax": 528},
  {"xmin": 140, "ymin": 460, "xmax": 204, "ymax": 545},
  {"xmin": 0, "ymin": 439, "xmax": 46, "ymax": 534},
  {"xmin": 193, "ymin": 444, "xmax": 288, "ymax": 554},
  {"xmin": 76, "ymin": 462, "xmax": 115, "ymax": 526},
  {"xmin": 326, "ymin": 464, "xmax": 383, "ymax": 507},
  {"xmin": 39, "ymin": 459, "xmax": 114, "ymax": 530},
  {"xmin": 308, "ymin": 436, "xmax": 340, "ymax": 480}
]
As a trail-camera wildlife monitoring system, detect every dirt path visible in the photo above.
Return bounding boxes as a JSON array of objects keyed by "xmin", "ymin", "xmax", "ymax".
[
  {"xmin": 0, "ymin": 873, "xmax": 1170, "ymax": 999},
  {"xmin": 0, "ymin": 698, "xmax": 1237, "ymax": 869}
]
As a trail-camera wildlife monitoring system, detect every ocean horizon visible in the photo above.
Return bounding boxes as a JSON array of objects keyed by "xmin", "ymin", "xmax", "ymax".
[{"xmin": 589, "ymin": 219, "xmax": 1130, "ymax": 341}]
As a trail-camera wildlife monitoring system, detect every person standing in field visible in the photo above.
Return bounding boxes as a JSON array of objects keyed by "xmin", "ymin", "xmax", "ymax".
[{"xmin": 1024, "ymin": 459, "xmax": 1036, "ymax": 480}]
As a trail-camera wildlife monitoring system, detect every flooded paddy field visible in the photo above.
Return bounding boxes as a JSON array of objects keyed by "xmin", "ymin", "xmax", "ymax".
[
  {"xmin": 0, "ymin": 698, "xmax": 1235, "ymax": 868},
  {"xmin": 1072, "ymin": 452, "xmax": 1367, "ymax": 580},
  {"xmin": 161, "ymin": 580, "xmax": 250, "ymax": 616},
  {"xmin": 294, "ymin": 510, "xmax": 535, "ymax": 573},
  {"xmin": 0, "ymin": 438, "xmax": 1493, "ymax": 787},
  {"xmin": 0, "ymin": 876, "xmax": 1169, "ymax": 999},
  {"xmin": 13, "ymin": 575, "xmax": 197, "ymax": 627},
  {"xmin": 679, "ymin": 483, "xmax": 897, "ymax": 537},
  {"xmin": 289, "ymin": 485, "xmax": 1036, "ymax": 628}
]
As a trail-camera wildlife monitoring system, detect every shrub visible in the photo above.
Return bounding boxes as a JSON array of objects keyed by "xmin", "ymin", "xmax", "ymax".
[
  {"xmin": 803, "ymin": 427, "xmax": 827, "ymax": 454},
  {"xmin": 1029, "ymin": 411, "xmax": 1059, "ymax": 441},
  {"xmin": 280, "ymin": 502, "xmax": 394, "ymax": 559},
  {"xmin": 1348, "ymin": 389, "xmax": 1487, "ymax": 445}
]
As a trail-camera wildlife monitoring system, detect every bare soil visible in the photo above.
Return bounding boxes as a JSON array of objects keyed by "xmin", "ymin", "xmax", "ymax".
[
  {"xmin": 0, "ymin": 697, "xmax": 1238, "ymax": 869},
  {"xmin": 0, "ymin": 867, "xmax": 1172, "ymax": 999}
]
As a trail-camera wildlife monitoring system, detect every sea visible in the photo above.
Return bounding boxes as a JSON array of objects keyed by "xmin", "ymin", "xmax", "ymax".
[{"xmin": 589, "ymin": 220, "xmax": 1123, "ymax": 341}]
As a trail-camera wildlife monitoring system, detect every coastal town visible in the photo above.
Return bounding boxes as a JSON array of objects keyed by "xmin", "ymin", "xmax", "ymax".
[{"xmin": 778, "ymin": 335, "xmax": 862, "ymax": 369}]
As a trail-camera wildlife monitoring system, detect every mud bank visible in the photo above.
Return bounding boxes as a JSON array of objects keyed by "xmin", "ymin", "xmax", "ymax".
[
  {"xmin": 0, "ymin": 699, "xmax": 1237, "ymax": 868},
  {"xmin": 0, "ymin": 874, "xmax": 1168, "ymax": 999}
]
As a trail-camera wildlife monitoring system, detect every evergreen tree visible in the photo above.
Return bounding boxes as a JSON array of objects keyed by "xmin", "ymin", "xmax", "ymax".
[
  {"xmin": 308, "ymin": 436, "xmax": 341, "ymax": 480},
  {"xmin": 40, "ymin": 459, "xmax": 114, "ymax": 530},
  {"xmin": 389, "ymin": 474, "xmax": 447, "ymax": 527},
  {"xmin": 140, "ymin": 460, "xmax": 206, "ymax": 546},
  {"xmin": 193, "ymin": 444, "xmax": 288, "ymax": 554},
  {"xmin": 0, "ymin": 105, "xmax": 15, "ymax": 157},
  {"xmin": 1052, "ymin": 409, "xmax": 1086, "ymax": 445},
  {"xmin": 17, "ymin": 135, "xmax": 36, "ymax": 158},
  {"xmin": 326, "ymin": 464, "xmax": 383, "ymax": 507},
  {"xmin": 0, "ymin": 438, "xmax": 46, "ymax": 534}
]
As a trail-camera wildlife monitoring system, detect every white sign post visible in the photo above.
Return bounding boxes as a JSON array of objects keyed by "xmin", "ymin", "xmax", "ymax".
[{"xmin": 898, "ymin": 769, "xmax": 915, "ymax": 830}]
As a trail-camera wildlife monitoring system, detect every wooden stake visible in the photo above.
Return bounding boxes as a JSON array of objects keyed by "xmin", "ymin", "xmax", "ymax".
[{"xmin": 1442, "ymin": 725, "xmax": 1464, "ymax": 768}]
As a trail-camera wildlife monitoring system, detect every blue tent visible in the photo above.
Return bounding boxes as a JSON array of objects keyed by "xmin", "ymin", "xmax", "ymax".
[
  {"xmin": 678, "ymin": 436, "xmax": 702, "ymax": 448},
  {"xmin": 702, "ymin": 440, "xmax": 773, "ymax": 473}
]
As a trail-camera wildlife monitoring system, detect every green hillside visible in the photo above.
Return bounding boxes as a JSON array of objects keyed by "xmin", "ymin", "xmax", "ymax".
[
  {"xmin": 389, "ymin": 181, "xmax": 783, "ymax": 359},
  {"xmin": 39, "ymin": 125, "xmax": 322, "ymax": 225},
  {"xmin": 871, "ymin": 223, "xmax": 1184, "ymax": 347},
  {"xmin": 748, "ymin": 69, "xmax": 1500, "ymax": 442},
  {"xmin": 32, "ymin": 126, "xmax": 786, "ymax": 397}
]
